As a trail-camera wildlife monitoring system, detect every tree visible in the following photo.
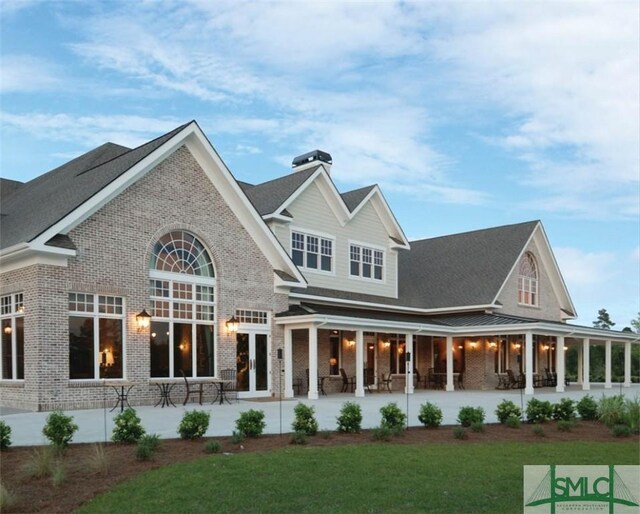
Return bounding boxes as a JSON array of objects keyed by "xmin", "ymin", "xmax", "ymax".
[
  {"xmin": 631, "ymin": 312, "xmax": 640, "ymax": 334},
  {"xmin": 593, "ymin": 308, "xmax": 615, "ymax": 329}
]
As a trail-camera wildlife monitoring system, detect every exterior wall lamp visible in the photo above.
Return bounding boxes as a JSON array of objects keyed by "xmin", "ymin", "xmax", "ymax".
[
  {"xmin": 3, "ymin": 326, "xmax": 11, "ymax": 335},
  {"xmin": 136, "ymin": 309, "xmax": 151, "ymax": 332},
  {"xmin": 226, "ymin": 315, "xmax": 239, "ymax": 334},
  {"xmin": 469, "ymin": 341, "xmax": 477, "ymax": 349},
  {"xmin": 489, "ymin": 342, "xmax": 497, "ymax": 350}
]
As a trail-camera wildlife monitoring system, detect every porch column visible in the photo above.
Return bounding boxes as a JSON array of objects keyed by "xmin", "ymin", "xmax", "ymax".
[
  {"xmin": 355, "ymin": 329, "xmax": 365, "ymax": 397},
  {"xmin": 582, "ymin": 338, "xmax": 590, "ymax": 391},
  {"xmin": 604, "ymin": 340, "xmax": 612, "ymax": 389},
  {"xmin": 405, "ymin": 333, "xmax": 414, "ymax": 394},
  {"xmin": 525, "ymin": 331, "xmax": 534, "ymax": 395},
  {"xmin": 624, "ymin": 341, "xmax": 631, "ymax": 387},
  {"xmin": 555, "ymin": 336, "xmax": 565, "ymax": 393},
  {"xmin": 445, "ymin": 336, "xmax": 454, "ymax": 391},
  {"xmin": 284, "ymin": 327, "xmax": 294, "ymax": 398},
  {"xmin": 577, "ymin": 344, "xmax": 583, "ymax": 384},
  {"xmin": 307, "ymin": 325, "xmax": 319, "ymax": 400}
]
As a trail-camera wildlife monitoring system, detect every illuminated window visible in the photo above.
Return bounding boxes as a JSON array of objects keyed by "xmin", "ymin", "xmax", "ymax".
[
  {"xmin": 517, "ymin": 253, "xmax": 538, "ymax": 306},
  {"xmin": 1, "ymin": 293, "xmax": 24, "ymax": 380}
]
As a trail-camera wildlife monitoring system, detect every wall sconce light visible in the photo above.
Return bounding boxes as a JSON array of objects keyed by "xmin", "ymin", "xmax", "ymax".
[
  {"xmin": 489, "ymin": 342, "xmax": 497, "ymax": 350},
  {"xmin": 3, "ymin": 326, "xmax": 11, "ymax": 335},
  {"xmin": 457, "ymin": 344, "xmax": 463, "ymax": 350},
  {"xmin": 564, "ymin": 346, "xmax": 569, "ymax": 351},
  {"xmin": 329, "ymin": 357, "xmax": 338, "ymax": 366},
  {"xmin": 226, "ymin": 315, "xmax": 239, "ymax": 333},
  {"xmin": 347, "ymin": 339, "xmax": 356, "ymax": 349},
  {"xmin": 136, "ymin": 309, "xmax": 151, "ymax": 331},
  {"xmin": 17, "ymin": 306, "xmax": 25, "ymax": 314},
  {"xmin": 382, "ymin": 341, "xmax": 390, "ymax": 349},
  {"xmin": 542, "ymin": 344, "xmax": 549, "ymax": 351},
  {"xmin": 178, "ymin": 343, "xmax": 187, "ymax": 351},
  {"xmin": 513, "ymin": 342, "xmax": 521, "ymax": 350},
  {"xmin": 398, "ymin": 345, "xmax": 404, "ymax": 354},
  {"xmin": 470, "ymin": 341, "xmax": 477, "ymax": 349}
]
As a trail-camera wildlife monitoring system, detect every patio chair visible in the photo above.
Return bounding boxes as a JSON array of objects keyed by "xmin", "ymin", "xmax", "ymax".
[
  {"xmin": 427, "ymin": 368, "xmax": 440, "ymax": 389},
  {"xmin": 495, "ymin": 373, "xmax": 510, "ymax": 389},
  {"xmin": 544, "ymin": 368, "xmax": 557, "ymax": 387},
  {"xmin": 413, "ymin": 369, "xmax": 427, "ymax": 389},
  {"xmin": 339, "ymin": 368, "xmax": 355, "ymax": 392},
  {"xmin": 364, "ymin": 367, "xmax": 375, "ymax": 393},
  {"xmin": 378, "ymin": 372, "xmax": 392, "ymax": 393},
  {"xmin": 506, "ymin": 369, "xmax": 524, "ymax": 389},
  {"xmin": 180, "ymin": 369, "xmax": 203, "ymax": 406},
  {"xmin": 457, "ymin": 370, "xmax": 465, "ymax": 390},
  {"xmin": 218, "ymin": 368, "xmax": 238, "ymax": 404}
]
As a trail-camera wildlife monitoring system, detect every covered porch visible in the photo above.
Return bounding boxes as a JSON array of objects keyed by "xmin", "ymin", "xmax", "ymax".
[{"xmin": 276, "ymin": 305, "xmax": 639, "ymax": 399}]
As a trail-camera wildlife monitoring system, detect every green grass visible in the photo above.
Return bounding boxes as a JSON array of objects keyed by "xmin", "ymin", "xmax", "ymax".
[{"xmin": 79, "ymin": 442, "xmax": 639, "ymax": 514}]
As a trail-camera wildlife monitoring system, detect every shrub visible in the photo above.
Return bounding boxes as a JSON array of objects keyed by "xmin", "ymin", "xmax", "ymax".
[
  {"xmin": 457, "ymin": 406, "xmax": 485, "ymax": 427},
  {"xmin": 624, "ymin": 397, "xmax": 640, "ymax": 434},
  {"xmin": 43, "ymin": 411, "xmax": 78, "ymax": 449},
  {"xmin": 470, "ymin": 421, "xmax": 485, "ymax": 433},
  {"xmin": 88, "ymin": 444, "xmax": 109, "ymax": 476},
  {"xmin": 611, "ymin": 424, "xmax": 631, "ymax": 438},
  {"xmin": 204, "ymin": 440, "xmax": 221, "ymax": 454},
  {"xmin": 178, "ymin": 410, "xmax": 210, "ymax": 440},
  {"xmin": 235, "ymin": 410, "xmax": 265, "ymax": 437},
  {"xmin": 135, "ymin": 434, "xmax": 161, "ymax": 461},
  {"xmin": 51, "ymin": 462, "xmax": 66, "ymax": 487},
  {"xmin": 336, "ymin": 402, "xmax": 362, "ymax": 433},
  {"xmin": 231, "ymin": 430, "xmax": 245, "ymax": 444},
  {"xmin": 112, "ymin": 408, "xmax": 145, "ymax": 443},
  {"xmin": 495, "ymin": 400, "xmax": 522, "ymax": 424},
  {"xmin": 0, "ymin": 483, "xmax": 16, "ymax": 511},
  {"xmin": 380, "ymin": 402, "xmax": 406, "ymax": 433},
  {"xmin": 557, "ymin": 420, "xmax": 575, "ymax": 432},
  {"xmin": 506, "ymin": 414, "xmax": 521, "ymax": 429},
  {"xmin": 532, "ymin": 425, "xmax": 545, "ymax": 437},
  {"xmin": 0, "ymin": 421, "xmax": 11, "ymax": 450},
  {"xmin": 452, "ymin": 427, "xmax": 467, "ymax": 440},
  {"xmin": 598, "ymin": 395, "xmax": 626, "ymax": 427},
  {"xmin": 418, "ymin": 402, "xmax": 443, "ymax": 428},
  {"xmin": 318, "ymin": 430, "xmax": 332, "ymax": 439},
  {"xmin": 372, "ymin": 425, "xmax": 393, "ymax": 441},
  {"xmin": 526, "ymin": 398, "xmax": 553, "ymax": 423},
  {"xmin": 576, "ymin": 395, "xmax": 599, "ymax": 421},
  {"xmin": 552, "ymin": 398, "xmax": 576, "ymax": 421},
  {"xmin": 22, "ymin": 447, "xmax": 55, "ymax": 478},
  {"xmin": 290, "ymin": 431, "xmax": 308, "ymax": 445},
  {"xmin": 292, "ymin": 403, "xmax": 318, "ymax": 436}
]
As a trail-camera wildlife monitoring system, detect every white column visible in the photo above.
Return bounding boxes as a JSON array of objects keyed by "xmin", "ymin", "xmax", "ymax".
[
  {"xmin": 355, "ymin": 330, "xmax": 365, "ymax": 397},
  {"xmin": 284, "ymin": 328, "xmax": 294, "ymax": 398},
  {"xmin": 555, "ymin": 336, "xmax": 565, "ymax": 393},
  {"xmin": 405, "ymin": 333, "xmax": 414, "ymax": 394},
  {"xmin": 604, "ymin": 340, "xmax": 612, "ymax": 389},
  {"xmin": 525, "ymin": 331, "xmax": 534, "ymax": 395},
  {"xmin": 582, "ymin": 338, "xmax": 590, "ymax": 391},
  {"xmin": 624, "ymin": 341, "xmax": 632, "ymax": 387},
  {"xmin": 446, "ymin": 336, "xmax": 454, "ymax": 391},
  {"xmin": 577, "ymin": 344, "xmax": 583, "ymax": 384},
  {"xmin": 307, "ymin": 326, "xmax": 318, "ymax": 400}
]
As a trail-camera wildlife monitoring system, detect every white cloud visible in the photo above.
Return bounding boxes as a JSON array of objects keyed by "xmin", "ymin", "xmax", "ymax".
[{"xmin": 0, "ymin": 55, "xmax": 61, "ymax": 92}]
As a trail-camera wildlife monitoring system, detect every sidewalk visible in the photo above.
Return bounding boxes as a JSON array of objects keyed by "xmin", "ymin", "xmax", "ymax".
[{"xmin": 1, "ymin": 384, "xmax": 637, "ymax": 446}]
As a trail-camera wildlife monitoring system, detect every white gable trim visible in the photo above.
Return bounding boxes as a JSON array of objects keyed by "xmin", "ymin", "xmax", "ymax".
[
  {"xmin": 28, "ymin": 122, "xmax": 306, "ymax": 287},
  {"xmin": 491, "ymin": 222, "xmax": 576, "ymax": 319}
]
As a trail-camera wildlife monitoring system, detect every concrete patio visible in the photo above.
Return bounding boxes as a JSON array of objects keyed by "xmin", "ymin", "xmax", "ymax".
[{"xmin": 1, "ymin": 384, "xmax": 638, "ymax": 447}]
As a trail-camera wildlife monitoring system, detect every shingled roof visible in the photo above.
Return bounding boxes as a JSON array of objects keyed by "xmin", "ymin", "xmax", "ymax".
[
  {"xmin": 341, "ymin": 185, "xmax": 376, "ymax": 212},
  {"xmin": 292, "ymin": 221, "xmax": 539, "ymax": 310},
  {"xmin": 0, "ymin": 123, "xmax": 190, "ymax": 249}
]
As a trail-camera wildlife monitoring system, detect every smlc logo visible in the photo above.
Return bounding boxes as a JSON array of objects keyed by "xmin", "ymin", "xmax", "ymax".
[{"xmin": 524, "ymin": 465, "xmax": 640, "ymax": 513}]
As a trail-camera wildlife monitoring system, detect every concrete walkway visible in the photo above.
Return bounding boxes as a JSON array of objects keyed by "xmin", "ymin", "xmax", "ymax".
[{"xmin": 1, "ymin": 384, "xmax": 638, "ymax": 447}]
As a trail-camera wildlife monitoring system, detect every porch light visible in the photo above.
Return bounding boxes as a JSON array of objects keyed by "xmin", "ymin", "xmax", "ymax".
[
  {"xmin": 542, "ymin": 344, "xmax": 549, "ymax": 351},
  {"xmin": 564, "ymin": 346, "xmax": 569, "ymax": 351},
  {"xmin": 382, "ymin": 340, "xmax": 390, "ymax": 348},
  {"xmin": 136, "ymin": 309, "xmax": 151, "ymax": 331},
  {"xmin": 458, "ymin": 344, "xmax": 463, "ymax": 350},
  {"xmin": 469, "ymin": 341, "xmax": 477, "ymax": 349},
  {"xmin": 329, "ymin": 357, "xmax": 338, "ymax": 366},
  {"xmin": 489, "ymin": 342, "xmax": 497, "ymax": 350},
  {"xmin": 3, "ymin": 326, "xmax": 12, "ymax": 335},
  {"xmin": 226, "ymin": 315, "xmax": 239, "ymax": 333},
  {"xmin": 513, "ymin": 343, "xmax": 521, "ymax": 350}
]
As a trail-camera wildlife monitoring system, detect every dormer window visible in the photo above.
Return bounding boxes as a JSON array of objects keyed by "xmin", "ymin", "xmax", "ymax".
[
  {"xmin": 350, "ymin": 243, "xmax": 384, "ymax": 281},
  {"xmin": 291, "ymin": 230, "xmax": 333, "ymax": 272},
  {"xmin": 517, "ymin": 252, "xmax": 538, "ymax": 306}
]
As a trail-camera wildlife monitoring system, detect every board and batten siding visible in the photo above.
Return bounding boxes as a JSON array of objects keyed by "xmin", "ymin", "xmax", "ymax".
[{"xmin": 269, "ymin": 180, "xmax": 398, "ymax": 298}]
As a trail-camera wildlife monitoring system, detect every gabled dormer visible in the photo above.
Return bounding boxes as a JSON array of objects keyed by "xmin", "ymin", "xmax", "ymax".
[{"xmin": 240, "ymin": 151, "xmax": 410, "ymax": 298}]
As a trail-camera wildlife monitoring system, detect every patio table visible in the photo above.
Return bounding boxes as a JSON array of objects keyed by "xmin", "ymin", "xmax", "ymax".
[
  {"xmin": 153, "ymin": 381, "xmax": 177, "ymax": 408},
  {"xmin": 106, "ymin": 381, "xmax": 134, "ymax": 413}
]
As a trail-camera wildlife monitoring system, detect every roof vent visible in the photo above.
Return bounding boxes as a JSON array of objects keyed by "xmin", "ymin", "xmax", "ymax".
[{"xmin": 291, "ymin": 150, "xmax": 332, "ymax": 174}]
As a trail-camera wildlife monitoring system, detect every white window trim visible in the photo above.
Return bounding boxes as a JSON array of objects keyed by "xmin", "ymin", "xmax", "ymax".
[
  {"xmin": 0, "ymin": 292, "xmax": 24, "ymax": 381},
  {"xmin": 68, "ymin": 293, "xmax": 126, "ymax": 381},
  {"xmin": 347, "ymin": 240, "xmax": 386, "ymax": 284},
  {"xmin": 517, "ymin": 253, "xmax": 539, "ymax": 307},
  {"xmin": 236, "ymin": 309, "xmax": 271, "ymax": 330},
  {"xmin": 290, "ymin": 227, "xmax": 336, "ymax": 276}
]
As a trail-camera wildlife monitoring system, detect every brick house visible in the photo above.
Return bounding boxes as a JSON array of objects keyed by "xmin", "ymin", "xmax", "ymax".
[{"xmin": 0, "ymin": 121, "xmax": 637, "ymax": 411}]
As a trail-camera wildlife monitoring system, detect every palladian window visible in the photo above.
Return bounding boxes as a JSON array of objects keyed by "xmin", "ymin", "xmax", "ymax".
[
  {"xmin": 517, "ymin": 253, "xmax": 538, "ymax": 306},
  {"xmin": 149, "ymin": 231, "xmax": 216, "ymax": 378}
]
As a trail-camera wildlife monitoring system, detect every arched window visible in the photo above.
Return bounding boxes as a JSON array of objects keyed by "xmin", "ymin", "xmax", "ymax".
[
  {"xmin": 517, "ymin": 253, "xmax": 538, "ymax": 306},
  {"xmin": 149, "ymin": 231, "xmax": 216, "ymax": 378}
]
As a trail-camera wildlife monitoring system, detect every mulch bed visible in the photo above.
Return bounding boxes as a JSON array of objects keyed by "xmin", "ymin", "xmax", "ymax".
[{"xmin": 0, "ymin": 421, "xmax": 631, "ymax": 513}]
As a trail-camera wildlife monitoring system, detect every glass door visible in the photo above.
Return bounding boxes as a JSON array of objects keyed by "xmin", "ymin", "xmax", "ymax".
[{"xmin": 236, "ymin": 332, "xmax": 270, "ymax": 397}]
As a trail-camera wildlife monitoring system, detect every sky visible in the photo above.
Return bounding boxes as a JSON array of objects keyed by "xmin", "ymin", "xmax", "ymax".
[{"xmin": 1, "ymin": 0, "xmax": 639, "ymax": 328}]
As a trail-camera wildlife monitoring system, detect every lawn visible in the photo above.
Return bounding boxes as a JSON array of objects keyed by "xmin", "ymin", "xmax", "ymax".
[{"xmin": 79, "ymin": 442, "xmax": 639, "ymax": 514}]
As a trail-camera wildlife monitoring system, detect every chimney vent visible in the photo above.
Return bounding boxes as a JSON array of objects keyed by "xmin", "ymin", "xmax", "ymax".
[{"xmin": 291, "ymin": 150, "xmax": 332, "ymax": 173}]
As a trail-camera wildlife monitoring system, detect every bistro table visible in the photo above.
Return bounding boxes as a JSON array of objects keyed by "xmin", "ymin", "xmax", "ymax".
[
  {"xmin": 211, "ymin": 379, "xmax": 234, "ymax": 405},
  {"xmin": 105, "ymin": 381, "xmax": 134, "ymax": 412},
  {"xmin": 153, "ymin": 381, "xmax": 177, "ymax": 408}
]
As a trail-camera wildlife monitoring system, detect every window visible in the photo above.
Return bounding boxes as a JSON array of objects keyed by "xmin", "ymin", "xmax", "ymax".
[
  {"xmin": 149, "ymin": 231, "xmax": 216, "ymax": 378},
  {"xmin": 1, "ymin": 293, "xmax": 24, "ymax": 380},
  {"xmin": 236, "ymin": 310, "xmax": 268, "ymax": 324},
  {"xmin": 388, "ymin": 334, "xmax": 406, "ymax": 374},
  {"xmin": 494, "ymin": 338, "xmax": 508, "ymax": 373},
  {"xmin": 329, "ymin": 333, "xmax": 340, "ymax": 375},
  {"xmin": 517, "ymin": 253, "xmax": 538, "ymax": 306},
  {"xmin": 69, "ymin": 293, "xmax": 124, "ymax": 380},
  {"xmin": 350, "ymin": 244, "xmax": 384, "ymax": 280},
  {"xmin": 291, "ymin": 231, "xmax": 333, "ymax": 272}
]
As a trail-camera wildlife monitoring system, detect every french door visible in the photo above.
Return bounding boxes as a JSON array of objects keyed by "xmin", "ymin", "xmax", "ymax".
[{"xmin": 236, "ymin": 332, "xmax": 271, "ymax": 397}]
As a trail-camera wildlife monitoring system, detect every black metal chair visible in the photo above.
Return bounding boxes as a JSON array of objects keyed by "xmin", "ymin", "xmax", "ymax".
[
  {"xmin": 378, "ymin": 372, "xmax": 392, "ymax": 393},
  {"xmin": 427, "ymin": 368, "xmax": 440, "ymax": 389},
  {"xmin": 340, "ymin": 368, "xmax": 356, "ymax": 393},
  {"xmin": 364, "ymin": 367, "xmax": 375, "ymax": 393},
  {"xmin": 218, "ymin": 368, "xmax": 238, "ymax": 404},
  {"xmin": 180, "ymin": 369, "xmax": 203, "ymax": 406}
]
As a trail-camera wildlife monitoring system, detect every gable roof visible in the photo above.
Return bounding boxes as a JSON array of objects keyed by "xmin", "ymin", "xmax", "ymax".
[
  {"xmin": 341, "ymin": 185, "xmax": 376, "ymax": 212},
  {"xmin": 0, "ymin": 126, "xmax": 187, "ymax": 250}
]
